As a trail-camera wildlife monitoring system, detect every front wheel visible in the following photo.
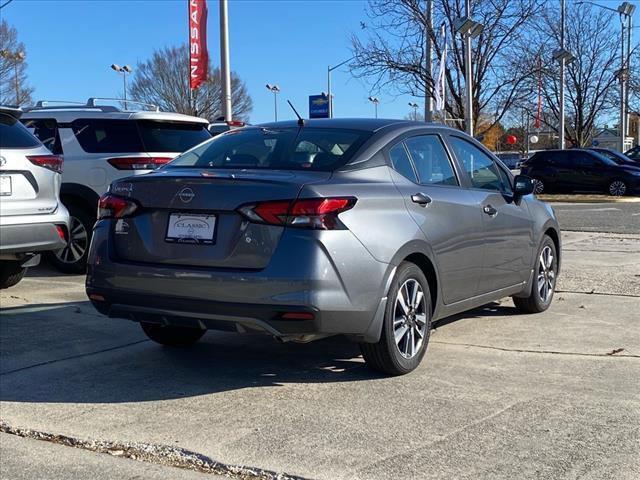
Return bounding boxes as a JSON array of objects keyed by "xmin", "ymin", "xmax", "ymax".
[
  {"xmin": 513, "ymin": 235, "xmax": 557, "ymax": 313},
  {"xmin": 141, "ymin": 322, "xmax": 206, "ymax": 347},
  {"xmin": 0, "ymin": 261, "xmax": 27, "ymax": 289},
  {"xmin": 532, "ymin": 178, "xmax": 545, "ymax": 195},
  {"xmin": 360, "ymin": 262, "xmax": 432, "ymax": 376}
]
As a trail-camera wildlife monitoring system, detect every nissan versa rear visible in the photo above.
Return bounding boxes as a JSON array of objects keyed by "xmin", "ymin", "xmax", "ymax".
[{"xmin": 86, "ymin": 119, "xmax": 561, "ymax": 375}]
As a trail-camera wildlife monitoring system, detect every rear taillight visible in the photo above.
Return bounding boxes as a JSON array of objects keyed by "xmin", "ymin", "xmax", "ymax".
[
  {"xmin": 107, "ymin": 156, "xmax": 173, "ymax": 170},
  {"xmin": 27, "ymin": 155, "xmax": 63, "ymax": 174},
  {"xmin": 239, "ymin": 197, "xmax": 356, "ymax": 230},
  {"xmin": 227, "ymin": 120, "xmax": 245, "ymax": 127},
  {"xmin": 97, "ymin": 193, "xmax": 138, "ymax": 220}
]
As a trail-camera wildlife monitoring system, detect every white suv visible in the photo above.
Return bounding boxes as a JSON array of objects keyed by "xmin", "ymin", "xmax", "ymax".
[
  {"xmin": 0, "ymin": 106, "xmax": 70, "ymax": 288},
  {"xmin": 22, "ymin": 98, "xmax": 211, "ymax": 272}
]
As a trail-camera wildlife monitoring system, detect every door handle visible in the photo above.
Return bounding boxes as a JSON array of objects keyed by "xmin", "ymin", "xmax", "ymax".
[
  {"xmin": 483, "ymin": 204, "xmax": 498, "ymax": 216},
  {"xmin": 411, "ymin": 193, "xmax": 432, "ymax": 207}
]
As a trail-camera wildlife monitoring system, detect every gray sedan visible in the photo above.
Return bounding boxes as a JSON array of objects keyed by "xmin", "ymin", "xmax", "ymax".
[{"xmin": 86, "ymin": 119, "xmax": 561, "ymax": 375}]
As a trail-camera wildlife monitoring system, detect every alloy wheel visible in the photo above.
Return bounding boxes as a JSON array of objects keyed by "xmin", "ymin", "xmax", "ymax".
[
  {"xmin": 608, "ymin": 180, "xmax": 626, "ymax": 196},
  {"xmin": 393, "ymin": 279, "xmax": 428, "ymax": 359},
  {"xmin": 55, "ymin": 216, "xmax": 88, "ymax": 264},
  {"xmin": 537, "ymin": 245, "xmax": 555, "ymax": 303},
  {"xmin": 532, "ymin": 179, "xmax": 544, "ymax": 195}
]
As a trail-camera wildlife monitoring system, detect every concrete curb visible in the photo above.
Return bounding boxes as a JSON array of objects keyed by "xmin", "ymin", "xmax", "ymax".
[{"xmin": 537, "ymin": 194, "xmax": 640, "ymax": 204}]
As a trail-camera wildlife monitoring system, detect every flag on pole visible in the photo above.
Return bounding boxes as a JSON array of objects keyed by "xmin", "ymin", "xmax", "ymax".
[
  {"xmin": 433, "ymin": 23, "xmax": 447, "ymax": 112},
  {"xmin": 189, "ymin": 0, "xmax": 209, "ymax": 89}
]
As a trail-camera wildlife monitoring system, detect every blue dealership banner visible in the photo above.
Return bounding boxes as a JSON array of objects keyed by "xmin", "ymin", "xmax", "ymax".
[{"xmin": 309, "ymin": 95, "xmax": 329, "ymax": 118}]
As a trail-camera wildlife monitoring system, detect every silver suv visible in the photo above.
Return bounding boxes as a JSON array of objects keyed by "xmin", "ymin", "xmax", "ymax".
[
  {"xmin": 0, "ymin": 106, "xmax": 69, "ymax": 288},
  {"xmin": 22, "ymin": 98, "xmax": 211, "ymax": 272}
]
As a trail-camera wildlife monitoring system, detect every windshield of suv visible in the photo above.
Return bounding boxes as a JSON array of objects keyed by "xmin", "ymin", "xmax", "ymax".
[{"xmin": 166, "ymin": 127, "xmax": 371, "ymax": 171}]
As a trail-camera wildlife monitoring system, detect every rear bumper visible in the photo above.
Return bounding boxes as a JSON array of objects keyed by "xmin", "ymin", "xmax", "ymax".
[
  {"xmin": 0, "ymin": 208, "xmax": 69, "ymax": 256},
  {"xmin": 86, "ymin": 220, "xmax": 392, "ymax": 340}
]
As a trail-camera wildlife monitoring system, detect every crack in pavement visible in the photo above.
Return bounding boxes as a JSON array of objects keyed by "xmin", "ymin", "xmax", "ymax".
[
  {"xmin": 0, "ymin": 420, "xmax": 310, "ymax": 480},
  {"xmin": 555, "ymin": 289, "xmax": 640, "ymax": 298},
  {"xmin": 0, "ymin": 340, "xmax": 150, "ymax": 376},
  {"xmin": 431, "ymin": 340, "xmax": 640, "ymax": 358}
]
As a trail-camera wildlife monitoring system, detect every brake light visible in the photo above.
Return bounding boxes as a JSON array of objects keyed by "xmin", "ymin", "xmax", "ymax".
[
  {"xmin": 27, "ymin": 155, "xmax": 63, "ymax": 173},
  {"xmin": 107, "ymin": 157, "xmax": 173, "ymax": 170},
  {"xmin": 239, "ymin": 197, "xmax": 356, "ymax": 230},
  {"xmin": 227, "ymin": 120, "xmax": 245, "ymax": 127},
  {"xmin": 97, "ymin": 193, "xmax": 138, "ymax": 220}
]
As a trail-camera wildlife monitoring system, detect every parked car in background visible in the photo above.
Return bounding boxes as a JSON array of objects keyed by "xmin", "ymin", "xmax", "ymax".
[
  {"xmin": 21, "ymin": 98, "xmax": 211, "ymax": 273},
  {"xmin": 495, "ymin": 152, "xmax": 526, "ymax": 170},
  {"xmin": 520, "ymin": 148, "xmax": 640, "ymax": 196},
  {"xmin": 0, "ymin": 106, "xmax": 69, "ymax": 288},
  {"xmin": 625, "ymin": 145, "xmax": 640, "ymax": 161},
  {"xmin": 86, "ymin": 119, "xmax": 560, "ymax": 375},
  {"xmin": 208, "ymin": 119, "xmax": 246, "ymax": 136},
  {"xmin": 590, "ymin": 147, "xmax": 640, "ymax": 167}
]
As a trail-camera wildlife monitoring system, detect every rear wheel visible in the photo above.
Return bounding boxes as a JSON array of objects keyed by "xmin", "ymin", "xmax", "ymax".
[
  {"xmin": 608, "ymin": 179, "xmax": 627, "ymax": 196},
  {"xmin": 532, "ymin": 177, "xmax": 545, "ymax": 195},
  {"xmin": 0, "ymin": 261, "xmax": 27, "ymax": 289},
  {"xmin": 141, "ymin": 322, "xmax": 206, "ymax": 347},
  {"xmin": 360, "ymin": 262, "xmax": 432, "ymax": 376},
  {"xmin": 513, "ymin": 235, "xmax": 557, "ymax": 313},
  {"xmin": 48, "ymin": 203, "xmax": 94, "ymax": 274}
]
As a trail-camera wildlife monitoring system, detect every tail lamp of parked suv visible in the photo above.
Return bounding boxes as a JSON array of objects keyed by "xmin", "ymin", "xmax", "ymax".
[
  {"xmin": 27, "ymin": 154, "xmax": 64, "ymax": 173},
  {"xmin": 98, "ymin": 193, "xmax": 356, "ymax": 230},
  {"xmin": 106, "ymin": 156, "xmax": 174, "ymax": 170}
]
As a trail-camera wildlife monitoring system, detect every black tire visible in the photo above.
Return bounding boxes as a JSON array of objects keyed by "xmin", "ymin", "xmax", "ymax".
[
  {"xmin": 607, "ymin": 179, "xmax": 627, "ymax": 197},
  {"xmin": 360, "ymin": 262, "xmax": 432, "ymax": 376},
  {"xmin": 0, "ymin": 261, "xmax": 27, "ymax": 289},
  {"xmin": 513, "ymin": 235, "xmax": 557, "ymax": 313},
  {"xmin": 141, "ymin": 322, "xmax": 206, "ymax": 347},
  {"xmin": 47, "ymin": 203, "xmax": 94, "ymax": 274}
]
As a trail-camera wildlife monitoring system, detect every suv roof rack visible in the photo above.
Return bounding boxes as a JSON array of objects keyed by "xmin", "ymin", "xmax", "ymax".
[{"xmin": 25, "ymin": 98, "xmax": 160, "ymax": 113}]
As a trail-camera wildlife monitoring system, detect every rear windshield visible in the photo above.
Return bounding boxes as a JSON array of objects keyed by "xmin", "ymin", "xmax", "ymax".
[
  {"xmin": 166, "ymin": 127, "xmax": 371, "ymax": 171},
  {"xmin": 70, "ymin": 119, "xmax": 211, "ymax": 154},
  {"xmin": 0, "ymin": 113, "xmax": 42, "ymax": 149}
]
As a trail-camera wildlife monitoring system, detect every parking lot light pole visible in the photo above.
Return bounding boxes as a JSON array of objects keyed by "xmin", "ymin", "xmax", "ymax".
[
  {"xmin": 454, "ymin": 0, "xmax": 484, "ymax": 136},
  {"xmin": 219, "ymin": 0, "xmax": 233, "ymax": 121},
  {"xmin": 265, "ymin": 84, "xmax": 280, "ymax": 121},
  {"xmin": 552, "ymin": 0, "xmax": 575, "ymax": 150},
  {"xmin": 327, "ymin": 57, "xmax": 352, "ymax": 118},
  {"xmin": 110, "ymin": 64, "xmax": 132, "ymax": 110},
  {"xmin": 425, "ymin": 0, "xmax": 433, "ymax": 122},
  {"xmin": 408, "ymin": 102, "xmax": 419, "ymax": 121},
  {"xmin": 368, "ymin": 96, "xmax": 380, "ymax": 118},
  {"xmin": 576, "ymin": 1, "xmax": 636, "ymax": 152}
]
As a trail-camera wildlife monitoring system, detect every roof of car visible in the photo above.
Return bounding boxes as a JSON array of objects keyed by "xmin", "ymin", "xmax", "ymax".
[
  {"xmin": 21, "ymin": 108, "xmax": 209, "ymax": 124},
  {"xmin": 257, "ymin": 118, "xmax": 451, "ymax": 133}
]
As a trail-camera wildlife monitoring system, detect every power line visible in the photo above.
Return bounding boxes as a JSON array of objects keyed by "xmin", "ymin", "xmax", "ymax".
[{"xmin": 0, "ymin": 0, "xmax": 16, "ymax": 10}]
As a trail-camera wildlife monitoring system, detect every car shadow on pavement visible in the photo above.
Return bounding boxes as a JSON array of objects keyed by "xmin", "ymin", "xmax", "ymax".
[{"xmin": 0, "ymin": 300, "xmax": 516, "ymax": 405}]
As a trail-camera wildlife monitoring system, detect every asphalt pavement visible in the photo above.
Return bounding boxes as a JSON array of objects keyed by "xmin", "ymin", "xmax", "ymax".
[
  {"xmin": 551, "ymin": 201, "xmax": 640, "ymax": 234},
  {"xmin": 1, "ymin": 227, "xmax": 639, "ymax": 480}
]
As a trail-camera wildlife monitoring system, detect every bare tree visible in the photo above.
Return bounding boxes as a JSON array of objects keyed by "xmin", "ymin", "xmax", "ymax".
[
  {"xmin": 350, "ymin": 0, "xmax": 545, "ymax": 135},
  {"xmin": 515, "ymin": 3, "xmax": 621, "ymax": 148},
  {"xmin": 0, "ymin": 20, "xmax": 33, "ymax": 106},
  {"xmin": 129, "ymin": 45, "xmax": 252, "ymax": 121}
]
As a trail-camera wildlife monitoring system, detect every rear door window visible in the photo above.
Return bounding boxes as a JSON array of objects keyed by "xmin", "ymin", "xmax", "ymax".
[
  {"xmin": 71, "ymin": 119, "xmax": 143, "ymax": 153},
  {"xmin": 0, "ymin": 113, "xmax": 42, "ymax": 149},
  {"xmin": 405, "ymin": 135, "xmax": 458, "ymax": 186},
  {"xmin": 449, "ymin": 136, "xmax": 505, "ymax": 192},
  {"xmin": 388, "ymin": 142, "xmax": 418, "ymax": 183},
  {"xmin": 137, "ymin": 121, "xmax": 211, "ymax": 152},
  {"xmin": 22, "ymin": 118, "xmax": 63, "ymax": 154}
]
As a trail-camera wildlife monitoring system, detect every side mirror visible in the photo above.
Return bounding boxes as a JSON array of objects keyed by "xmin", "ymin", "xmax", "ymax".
[{"xmin": 513, "ymin": 174, "xmax": 534, "ymax": 197}]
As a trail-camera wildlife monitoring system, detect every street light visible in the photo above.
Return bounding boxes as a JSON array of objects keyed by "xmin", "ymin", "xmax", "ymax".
[
  {"xmin": 408, "ymin": 102, "xmax": 419, "ymax": 121},
  {"xmin": 111, "ymin": 64, "xmax": 132, "ymax": 110},
  {"xmin": 327, "ymin": 57, "xmax": 352, "ymax": 118},
  {"xmin": 265, "ymin": 84, "xmax": 280, "ymax": 121},
  {"xmin": 0, "ymin": 49, "xmax": 26, "ymax": 105},
  {"xmin": 368, "ymin": 96, "xmax": 380, "ymax": 118},
  {"xmin": 576, "ymin": 1, "xmax": 636, "ymax": 151},
  {"xmin": 454, "ymin": 0, "xmax": 484, "ymax": 136}
]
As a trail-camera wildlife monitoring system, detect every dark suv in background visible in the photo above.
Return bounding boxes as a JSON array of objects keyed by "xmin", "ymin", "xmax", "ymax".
[{"xmin": 520, "ymin": 149, "xmax": 640, "ymax": 196}]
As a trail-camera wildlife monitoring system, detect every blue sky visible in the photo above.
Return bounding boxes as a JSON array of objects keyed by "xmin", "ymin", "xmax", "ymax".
[
  {"xmin": 3, "ymin": 0, "xmax": 413, "ymax": 123},
  {"xmin": 3, "ymin": 0, "xmax": 639, "ymax": 124}
]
